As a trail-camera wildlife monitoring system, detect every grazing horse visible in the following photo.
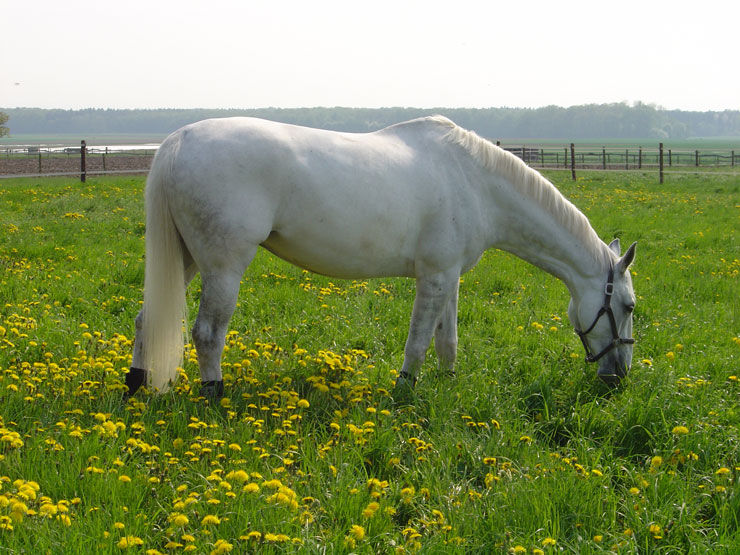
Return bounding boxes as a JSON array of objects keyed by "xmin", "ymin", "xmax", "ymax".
[{"xmin": 125, "ymin": 116, "xmax": 636, "ymax": 397}]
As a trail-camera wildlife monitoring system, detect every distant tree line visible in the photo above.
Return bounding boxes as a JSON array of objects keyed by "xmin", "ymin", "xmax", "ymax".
[{"xmin": 2, "ymin": 103, "xmax": 739, "ymax": 139}]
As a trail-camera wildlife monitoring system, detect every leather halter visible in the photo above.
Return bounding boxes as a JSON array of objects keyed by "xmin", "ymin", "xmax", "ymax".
[{"xmin": 575, "ymin": 266, "xmax": 634, "ymax": 363}]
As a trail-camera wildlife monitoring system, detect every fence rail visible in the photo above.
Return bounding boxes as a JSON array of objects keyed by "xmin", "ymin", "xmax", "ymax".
[
  {"xmin": 499, "ymin": 144, "xmax": 737, "ymax": 170},
  {"xmin": 1, "ymin": 140, "xmax": 738, "ymax": 181}
]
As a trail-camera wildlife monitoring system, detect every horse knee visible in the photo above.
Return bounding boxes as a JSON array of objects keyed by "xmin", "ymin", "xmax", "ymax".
[{"xmin": 192, "ymin": 319, "xmax": 216, "ymax": 351}]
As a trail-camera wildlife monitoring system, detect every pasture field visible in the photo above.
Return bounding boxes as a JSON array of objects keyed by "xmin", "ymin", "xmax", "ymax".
[{"xmin": 0, "ymin": 171, "xmax": 738, "ymax": 554}]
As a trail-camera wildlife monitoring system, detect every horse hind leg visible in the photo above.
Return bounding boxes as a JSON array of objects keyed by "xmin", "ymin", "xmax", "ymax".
[{"xmin": 192, "ymin": 262, "xmax": 252, "ymax": 398}]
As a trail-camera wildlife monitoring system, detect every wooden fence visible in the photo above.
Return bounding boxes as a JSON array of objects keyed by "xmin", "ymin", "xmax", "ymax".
[
  {"xmin": 1, "ymin": 140, "xmax": 738, "ymax": 182},
  {"xmin": 498, "ymin": 142, "xmax": 738, "ymax": 182}
]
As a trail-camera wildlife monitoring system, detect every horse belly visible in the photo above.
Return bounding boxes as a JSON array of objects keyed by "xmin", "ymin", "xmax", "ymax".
[{"xmin": 261, "ymin": 216, "xmax": 417, "ymax": 279}]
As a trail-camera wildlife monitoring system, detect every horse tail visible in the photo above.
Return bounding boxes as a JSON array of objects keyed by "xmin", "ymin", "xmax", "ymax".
[{"xmin": 141, "ymin": 134, "xmax": 187, "ymax": 392}]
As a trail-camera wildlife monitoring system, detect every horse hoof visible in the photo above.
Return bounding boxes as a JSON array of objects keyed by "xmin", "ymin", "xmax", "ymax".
[
  {"xmin": 124, "ymin": 367, "xmax": 148, "ymax": 398},
  {"xmin": 392, "ymin": 372, "xmax": 417, "ymax": 404},
  {"xmin": 199, "ymin": 380, "xmax": 225, "ymax": 399}
]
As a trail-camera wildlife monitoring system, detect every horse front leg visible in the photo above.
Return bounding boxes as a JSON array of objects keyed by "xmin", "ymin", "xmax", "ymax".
[
  {"xmin": 396, "ymin": 269, "xmax": 460, "ymax": 389},
  {"xmin": 434, "ymin": 280, "xmax": 459, "ymax": 376}
]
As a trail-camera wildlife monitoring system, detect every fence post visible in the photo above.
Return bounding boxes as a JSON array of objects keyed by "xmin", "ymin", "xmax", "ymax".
[
  {"xmin": 38, "ymin": 151, "xmax": 42, "ymax": 174},
  {"xmin": 625, "ymin": 149, "xmax": 629, "ymax": 170},
  {"xmin": 80, "ymin": 140, "xmax": 87, "ymax": 182},
  {"xmin": 570, "ymin": 143, "xmax": 576, "ymax": 181},
  {"xmin": 659, "ymin": 143, "xmax": 664, "ymax": 184},
  {"xmin": 732, "ymin": 150, "xmax": 735, "ymax": 168},
  {"xmin": 695, "ymin": 150, "xmax": 699, "ymax": 167},
  {"xmin": 602, "ymin": 147, "xmax": 606, "ymax": 170},
  {"xmin": 638, "ymin": 147, "xmax": 642, "ymax": 169}
]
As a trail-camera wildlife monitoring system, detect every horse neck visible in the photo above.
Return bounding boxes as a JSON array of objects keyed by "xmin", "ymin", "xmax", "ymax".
[{"xmin": 487, "ymin": 179, "xmax": 612, "ymax": 295}]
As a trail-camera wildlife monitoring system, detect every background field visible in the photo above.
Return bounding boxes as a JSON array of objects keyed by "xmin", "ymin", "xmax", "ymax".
[{"xmin": 0, "ymin": 171, "xmax": 738, "ymax": 553}]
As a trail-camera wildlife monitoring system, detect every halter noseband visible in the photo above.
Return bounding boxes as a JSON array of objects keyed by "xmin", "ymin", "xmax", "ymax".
[{"xmin": 575, "ymin": 266, "xmax": 635, "ymax": 363}]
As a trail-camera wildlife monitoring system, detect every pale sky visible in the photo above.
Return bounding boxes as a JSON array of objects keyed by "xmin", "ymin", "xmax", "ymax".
[{"xmin": 2, "ymin": 0, "xmax": 738, "ymax": 111}]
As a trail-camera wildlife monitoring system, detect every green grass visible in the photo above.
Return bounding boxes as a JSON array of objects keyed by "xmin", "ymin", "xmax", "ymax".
[{"xmin": 0, "ymin": 171, "xmax": 739, "ymax": 553}]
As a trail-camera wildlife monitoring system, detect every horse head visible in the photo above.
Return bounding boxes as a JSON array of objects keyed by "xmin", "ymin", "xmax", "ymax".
[{"xmin": 568, "ymin": 239, "xmax": 637, "ymax": 384}]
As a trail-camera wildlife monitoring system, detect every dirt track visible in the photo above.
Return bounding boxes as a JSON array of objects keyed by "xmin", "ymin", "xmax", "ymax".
[{"xmin": 0, "ymin": 154, "xmax": 153, "ymax": 177}]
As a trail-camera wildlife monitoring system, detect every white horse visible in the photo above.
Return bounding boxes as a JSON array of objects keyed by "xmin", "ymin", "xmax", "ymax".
[{"xmin": 125, "ymin": 116, "xmax": 636, "ymax": 397}]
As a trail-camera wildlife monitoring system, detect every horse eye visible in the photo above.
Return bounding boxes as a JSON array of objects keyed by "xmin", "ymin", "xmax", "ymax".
[{"xmin": 625, "ymin": 304, "xmax": 635, "ymax": 314}]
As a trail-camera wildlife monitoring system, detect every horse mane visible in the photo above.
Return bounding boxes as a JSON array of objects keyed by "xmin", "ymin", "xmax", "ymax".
[{"xmin": 436, "ymin": 117, "xmax": 610, "ymax": 266}]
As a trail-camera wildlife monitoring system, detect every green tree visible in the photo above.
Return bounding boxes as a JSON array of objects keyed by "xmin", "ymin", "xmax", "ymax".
[{"xmin": 0, "ymin": 111, "xmax": 8, "ymax": 137}]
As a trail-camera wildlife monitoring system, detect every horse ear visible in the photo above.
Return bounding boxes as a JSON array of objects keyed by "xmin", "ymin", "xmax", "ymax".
[
  {"xmin": 616, "ymin": 241, "xmax": 637, "ymax": 274},
  {"xmin": 608, "ymin": 238, "xmax": 621, "ymax": 255}
]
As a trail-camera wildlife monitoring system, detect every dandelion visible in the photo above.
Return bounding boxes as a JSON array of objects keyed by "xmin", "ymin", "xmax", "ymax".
[
  {"xmin": 650, "ymin": 456, "xmax": 663, "ymax": 468},
  {"xmin": 649, "ymin": 524, "xmax": 663, "ymax": 539},
  {"xmin": 117, "ymin": 536, "xmax": 144, "ymax": 549},
  {"xmin": 666, "ymin": 351, "xmax": 675, "ymax": 361},
  {"xmin": 672, "ymin": 425, "xmax": 689, "ymax": 435},
  {"xmin": 362, "ymin": 502, "xmax": 380, "ymax": 518},
  {"xmin": 201, "ymin": 514, "xmax": 221, "ymax": 526},
  {"xmin": 170, "ymin": 513, "xmax": 189, "ymax": 526},
  {"xmin": 243, "ymin": 483, "xmax": 260, "ymax": 494},
  {"xmin": 349, "ymin": 524, "xmax": 365, "ymax": 540},
  {"xmin": 715, "ymin": 467, "xmax": 731, "ymax": 476},
  {"xmin": 542, "ymin": 537, "xmax": 557, "ymax": 547},
  {"xmin": 210, "ymin": 539, "xmax": 233, "ymax": 555},
  {"xmin": 264, "ymin": 533, "xmax": 290, "ymax": 543}
]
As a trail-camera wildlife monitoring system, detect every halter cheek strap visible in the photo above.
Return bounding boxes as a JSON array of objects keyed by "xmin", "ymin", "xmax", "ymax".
[{"xmin": 575, "ymin": 266, "xmax": 635, "ymax": 363}]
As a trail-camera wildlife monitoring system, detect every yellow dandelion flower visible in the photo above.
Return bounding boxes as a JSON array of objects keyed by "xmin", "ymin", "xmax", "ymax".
[
  {"xmin": 242, "ymin": 482, "xmax": 260, "ymax": 494},
  {"xmin": 170, "ymin": 513, "xmax": 189, "ymax": 526},
  {"xmin": 672, "ymin": 425, "xmax": 689, "ymax": 435},
  {"xmin": 39, "ymin": 503, "xmax": 58, "ymax": 517},
  {"xmin": 650, "ymin": 456, "xmax": 663, "ymax": 467},
  {"xmin": 210, "ymin": 539, "xmax": 233, "ymax": 555},
  {"xmin": 716, "ymin": 467, "xmax": 731, "ymax": 476},
  {"xmin": 362, "ymin": 502, "xmax": 380, "ymax": 519},
  {"xmin": 349, "ymin": 524, "xmax": 365, "ymax": 540},
  {"xmin": 117, "ymin": 536, "xmax": 144, "ymax": 549},
  {"xmin": 201, "ymin": 514, "xmax": 221, "ymax": 526}
]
